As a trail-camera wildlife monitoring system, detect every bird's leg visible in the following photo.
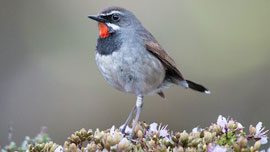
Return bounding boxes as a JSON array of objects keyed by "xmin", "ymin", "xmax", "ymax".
[
  {"xmin": 121, "ymin": 105, "xmax": 136, "ymax": 134},
  {"xmin": 130, "ymin": 95, "xmax": 144, "ymax": 138}
]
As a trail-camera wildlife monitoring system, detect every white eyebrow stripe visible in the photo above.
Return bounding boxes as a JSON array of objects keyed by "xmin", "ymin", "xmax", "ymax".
[
  {"xmin": 106, "ymin": 23, "xmax": 120, "ymax": 30},
  {"xmin": 100, "ymin": 10, "xmax": 124, "ymax": 16}
]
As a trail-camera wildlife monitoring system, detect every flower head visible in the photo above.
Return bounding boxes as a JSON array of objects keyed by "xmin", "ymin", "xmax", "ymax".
[
  {"xmin": 217, "ymin": 115, "xmax": 228, "ymax": 133},
  {"xmin": 216, "ymin": 115, "xmax": 243, "ymax": 133},
  {"xmin": 148, "ymin": 123, "xmax": 169, "ymax": 138},
  {"xmin": 254, "ymin": 122, "xmax": 268, "ymax": 145}
]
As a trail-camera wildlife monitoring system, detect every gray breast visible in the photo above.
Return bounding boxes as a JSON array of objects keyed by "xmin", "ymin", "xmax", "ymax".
[{"xmin": 95, "ymin": 46, "xmax": 165, "ymax": 95}]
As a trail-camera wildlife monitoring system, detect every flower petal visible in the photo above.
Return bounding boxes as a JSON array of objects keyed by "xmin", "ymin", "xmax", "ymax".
[
  {"xmin": 217, "ymin": 115, "xmax": 227, "ymax": 128},
  {"xmin": 260, "ymin": 136, "xmax": 268, "ymax": 145},
  {"xmin": 149, "ymin": 123, "xmax": 158, "ymax": 132},
  {"xmin": 256, "ymin": 122, "xmax": 263, "ymax": 133},
  {"xmin": 110, "ymin": 125, "xmax": 115, "ymax": 135}
]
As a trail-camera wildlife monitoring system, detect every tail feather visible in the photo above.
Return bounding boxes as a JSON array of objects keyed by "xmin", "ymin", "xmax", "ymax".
[{"xmin": 185, "ymin": 80, "xmax": 210, "ymax": 94}]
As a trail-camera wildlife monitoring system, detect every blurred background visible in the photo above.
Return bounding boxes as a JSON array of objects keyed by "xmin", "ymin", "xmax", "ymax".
[{"xmin": 0, "ymin": 0, "xmax": 269, "ymax": 145}]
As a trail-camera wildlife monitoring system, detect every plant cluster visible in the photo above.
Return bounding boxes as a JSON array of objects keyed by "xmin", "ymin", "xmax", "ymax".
[{"xmin": 1, "ymin": 116, "xmax": 269, "ymax": 152}]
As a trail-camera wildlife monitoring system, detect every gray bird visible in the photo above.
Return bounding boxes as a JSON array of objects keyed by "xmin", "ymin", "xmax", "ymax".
[{"xmin": 88, "ymin": 6, "xmax": 210, "ymax": 136}]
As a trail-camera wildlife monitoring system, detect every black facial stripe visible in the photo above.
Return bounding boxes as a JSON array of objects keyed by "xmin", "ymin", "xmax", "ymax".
[
  {"xmin": 96, "ymin": 32, "xmax": 122, "ymax": 55},
  {"xmin": 100, "ymin": 14, "xmax": 121, "ymax": 23},
  {"xmin": 100, "ymin": 14, "xmax": 112, "ymax": 21}
]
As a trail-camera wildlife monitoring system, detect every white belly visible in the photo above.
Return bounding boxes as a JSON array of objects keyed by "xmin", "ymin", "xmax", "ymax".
[{"xmin": 95, "ymin": 50, "xmax": 165, "ymax": 95}]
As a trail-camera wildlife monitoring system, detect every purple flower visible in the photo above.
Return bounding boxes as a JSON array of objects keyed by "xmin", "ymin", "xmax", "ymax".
[
  {"xmin": 149, "ymin": 123, "xmax": 158, "ymax": 132},
  {"xmin": 216, "ymin": 115, "xmax": 243, "ymax": 133},
  {"xmin": 255, "ymin": 122, "xmax": 268, "ymax": 145},
  {"xmin": 148, "ymin": 123, "xmax": 169, "ymax": 138},
  {"xmin": 217, "ymin": 115, "xmax": 228, "ymax": 133},
  {"xmin": 208, "ymin": 144, "xmax": 228, "ymax": 152},
  {"xmin": 192, "ymin": 127, "xmax": 203, "ymax": 133}
]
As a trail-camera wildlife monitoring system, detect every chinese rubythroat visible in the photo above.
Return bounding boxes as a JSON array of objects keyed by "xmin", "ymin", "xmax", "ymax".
[{"xmin": 88, "ymin": 7, "xmax": 210, "ymax": 136}]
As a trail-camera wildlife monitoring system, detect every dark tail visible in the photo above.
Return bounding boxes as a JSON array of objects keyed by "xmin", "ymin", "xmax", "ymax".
[{"xmin": 182, "ymin": 80, "xmax": 210, "ymax": 94}]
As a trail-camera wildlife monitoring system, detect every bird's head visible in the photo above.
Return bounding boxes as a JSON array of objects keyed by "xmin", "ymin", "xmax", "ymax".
[{"xmin": 88, "ymin": 7, "xmax": 140, "ymax": 38}]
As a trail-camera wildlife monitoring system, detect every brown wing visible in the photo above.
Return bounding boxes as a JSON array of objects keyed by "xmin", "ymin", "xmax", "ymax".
[{"xmin": 145, "ymin": 41, "xmax": 184, "ymax": 81}]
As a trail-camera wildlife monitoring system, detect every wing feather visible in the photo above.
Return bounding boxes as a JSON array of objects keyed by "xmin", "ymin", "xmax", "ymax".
[{"xmin": 145, "ymin": 41, "xmax": 184, "ymax": 81}]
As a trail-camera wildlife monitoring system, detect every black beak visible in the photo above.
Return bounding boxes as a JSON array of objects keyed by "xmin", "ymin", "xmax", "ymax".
[{"xmin": 88, "ymin": 15, "xmax": 106, "ymax": 23}]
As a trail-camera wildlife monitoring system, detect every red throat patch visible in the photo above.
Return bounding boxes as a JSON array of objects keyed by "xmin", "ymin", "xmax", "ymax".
[{"xmin": 98, "ymin": 23, "xmax": 110, "ymax": 38}]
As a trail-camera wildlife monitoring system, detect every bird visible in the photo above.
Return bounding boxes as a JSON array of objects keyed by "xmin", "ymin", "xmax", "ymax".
[{"xmin": 88, "ymin": 6, "xmax": 210, "ymax": 136}]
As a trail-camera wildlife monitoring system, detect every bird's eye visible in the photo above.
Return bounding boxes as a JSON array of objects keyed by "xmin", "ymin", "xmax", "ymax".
[{"xmin": 111, "ymin": 14, "xmax": 120, "ymax": 22}]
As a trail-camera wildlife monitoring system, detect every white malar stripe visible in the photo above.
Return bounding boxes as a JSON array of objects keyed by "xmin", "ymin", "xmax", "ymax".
[
  {"xmin": 106, "ymin": 23, "xmax": 120, "ymax": 30},
  {"xmin": 100, "ymin": 11, "xmax": 124, "ymax": 16}
]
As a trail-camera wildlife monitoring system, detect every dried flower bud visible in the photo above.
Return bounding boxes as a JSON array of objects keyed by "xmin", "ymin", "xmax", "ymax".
[
  {"xmin": 80, "ymin": 128, "xmax": 87, "ymax": 135},
  {"xmin": 238, "ymin": 136, "xmax": 247, "ymax": 147},
  {"xmin": 185, "ymin": 147, "xmax": 196, "ymax": 152},
  {"xmin": 69, "ymin": 134, "xmax": 80, "ymax": 144},
  {"xmin": 142, "ymin": 122, "xmax": 149, "ymax": 130},
  {"xmin": 173, "ymin": 146, "xmax": 184, "ymax": 152},
  {"xmin": 148, "ymin": 139, "xmax": 156, "ymax": 147},
  {"xmin": 180, "ymin": 131, "xmax": 189, "ymax": 145},
  {"xmin": 96, "ymin": 143, "xmax": 103, "ymax": 151},
  {"xmin": 203, "ymin": 144, "xmax": 207, "ymax": 151},
  {"xmin": 210, "ymin": 124, "xmax": 222, "ymax": 133},
  {"xmin": 233, "ymin": 143, "xmax": 240, "ymax": 152},
  {"xmin": 197, "ymin": 143, "xmax": 203, "ymax": 151},
  {"xmin": 114, "ymin": 131, "xmax": 122, "ymax": 144},
  {"xmin": 118, "ymin": 138, "xmax": 130, "ymax": 151},
  {"xmin": 137, "ymin": 130, "xmax": 143, "ymax": 138},
  {"xmin": 249, "ymin": 125, "xmax": 256, "ymax": 135},
  {"xmin": 86, "ymin": 142, "xmax": 97, "ymax": 152},
  {"xmin": 228, "ymin": 120, "xmax": 236, "ymax": 130},
  {"xmin": 106, "ymin": 134, "xmax": 115, "ymax": 146},
  {"xmin": 94, "ymin": 129, "xmax": 104, "ymax": 140},
  {"xmin": 134, "ymin": 123, "xmax": 141, "ymax": 133},
  {"xmin": 254, "ymin": 140, "xmax": 261, "ymax": 150},
  {"xmin": 175, "ymin": 132, "xmax": 181, "ymax": 139},
  {"xmin": 203, "ymin": 131, "xmax": 212, "ymax": 144},
  {"xmin": 190, "ymin": 138, "xmax": 201, "ymax": 147},
  {"xmin": 69, "ymin": 143, "xmax": 77, "ymax": 152}
]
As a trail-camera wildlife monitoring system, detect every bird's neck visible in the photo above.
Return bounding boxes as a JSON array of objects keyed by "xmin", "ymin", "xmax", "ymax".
[{"xmin": 96, "ymin": 32, "xmax": 122, "ymax": 55}]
